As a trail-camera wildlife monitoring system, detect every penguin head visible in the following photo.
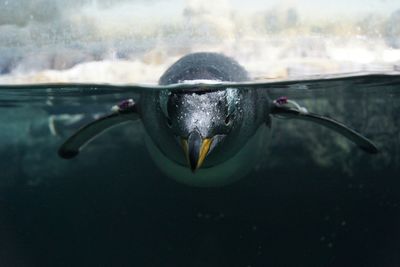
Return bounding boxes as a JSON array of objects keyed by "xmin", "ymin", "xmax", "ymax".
[
  {"xmin": 161, "ymin": 88, "xmax": 241, "ymax": 172},
  {"xmin": 157, "ymin": 52, "xmax": 249, "ymax": 172}
]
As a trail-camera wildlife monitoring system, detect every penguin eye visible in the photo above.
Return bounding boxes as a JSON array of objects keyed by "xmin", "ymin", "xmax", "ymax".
[
  {"xmin": 225, "ymin": 113, "xmax": 234, "ymax": 125},
  {"xmin": 166, "ymin": 117, "xmax": 172, "ymax": 128}
]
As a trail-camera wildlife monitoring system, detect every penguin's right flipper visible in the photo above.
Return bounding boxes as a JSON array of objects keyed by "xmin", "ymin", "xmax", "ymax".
[
  {"xmin": 270, "ymin": 104, "xmax": 379, "ymax": 154},
  {"xmin": 58, "ymin": 102, "xmax": 138, "ymax": 159}
]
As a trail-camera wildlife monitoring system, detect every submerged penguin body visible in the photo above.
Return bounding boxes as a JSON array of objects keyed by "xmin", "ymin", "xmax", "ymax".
[{"xmin": 58, "ymin": 52, "xmax": 378, "ymax": 187}]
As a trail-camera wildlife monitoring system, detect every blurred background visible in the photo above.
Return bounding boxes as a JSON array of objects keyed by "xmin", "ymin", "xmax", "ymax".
[{"xmin": 0, "ymin": 0, "xmax": 400, "ymax": 84}]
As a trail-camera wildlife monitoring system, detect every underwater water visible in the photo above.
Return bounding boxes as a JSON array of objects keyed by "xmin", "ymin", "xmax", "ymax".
[{"xmin": 0, "ymin": 74, "xmax": 400, "ymax": 266}]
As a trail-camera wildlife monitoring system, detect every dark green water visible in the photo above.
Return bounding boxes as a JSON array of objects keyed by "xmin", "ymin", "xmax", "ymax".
[{"xmin": 1, "ymin": 74, "xmax": 400, "ymax": 266}]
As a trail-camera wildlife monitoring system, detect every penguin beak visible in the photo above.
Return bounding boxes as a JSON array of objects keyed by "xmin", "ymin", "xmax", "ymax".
[{"xmin": 181, "ymin": 131, "xmax": 213, "ymax": 172}]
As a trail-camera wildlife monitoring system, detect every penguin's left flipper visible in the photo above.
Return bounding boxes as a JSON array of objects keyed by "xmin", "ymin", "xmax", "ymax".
[
  {"xmin": 58, "ymin": 103, "xmax": 138, "ymax": 159},
  {"xmin": 270, "ymin": 105, "xmax": 379, "ymax": 154}
]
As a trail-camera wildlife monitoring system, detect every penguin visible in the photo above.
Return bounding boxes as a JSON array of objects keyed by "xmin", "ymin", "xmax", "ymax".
[{"xmin": 58, "ymin": 52, "xmax": 378, "ymax": 187}]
